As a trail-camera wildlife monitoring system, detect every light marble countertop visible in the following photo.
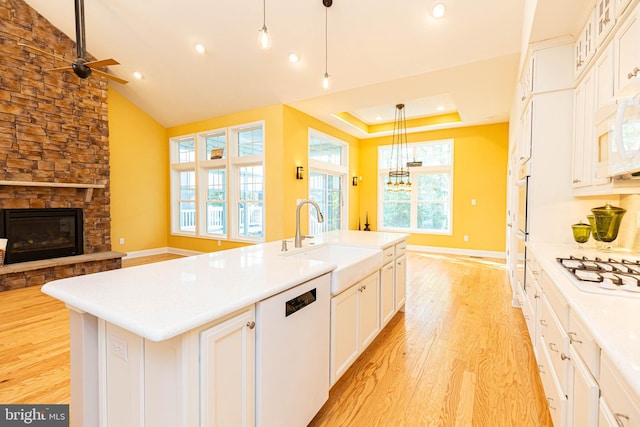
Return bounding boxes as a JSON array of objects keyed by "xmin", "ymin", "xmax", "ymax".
[
  {"xmin": 42, "ymin": 230, "xmax": 408, "ymax": 342},
  {"xmin": 527, "ymin": 242, "xmax": 640, "ymax": 402}
]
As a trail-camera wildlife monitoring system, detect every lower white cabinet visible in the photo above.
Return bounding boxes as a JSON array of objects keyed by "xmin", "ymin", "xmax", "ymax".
[
  {"xmin": 568, "ymin": 347, "xmax": 599, "ymax": 427},
  {"xmin": 200, "ymin": 309, "xmax": 255, "ymax": 427},
  {"xmin": 395, "ymin": 253, "xmax": 407, "ymax": 311},
  {"xmin": 101, "ymin": 307, "xmax": 256, "ymax": 427},
  {"xmin": 600, "ymin": 354, "xmax": 640, "ymax": 427},
  {"xmin": 380, "ymin": 260, "xmax": 395, "ymax": 327},
  {"xmin": 330, "ymin": 272, "xmax": 380, "ymax": 385}
]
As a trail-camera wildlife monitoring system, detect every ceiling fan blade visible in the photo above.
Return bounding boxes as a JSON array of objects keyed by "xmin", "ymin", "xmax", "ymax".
[
  {"xmin": 90, "ymin": 68, "xmax": 129, "ymax": 85},
  {"xmin": 48, "ymin": 66, "xmax": 73, "ymax": 72},
  {"xmin": 18, "ymin": 42, "xmax": 73, "ymax": 64},
  {"xmin": 84, "ymin": 58, "xmax": 119, "ymax": 68}
]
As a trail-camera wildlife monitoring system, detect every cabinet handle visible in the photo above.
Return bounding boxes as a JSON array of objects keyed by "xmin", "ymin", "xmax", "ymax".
[
  {"xmin": 540, "ymin": 319, "xmax": 548, "ymax": 326},
  {"xmin": 397, "ymin": 261, "xmax": 403, "ymax": 266},
  {"xmin": 534, "ymin": 294, "xmax": 540, "ymax": 299},
  {"xmin": 537, "ymin": 364, "xmax": 545, "ymax": 374},
  {"xmin": 627, "ymin": 67, "xmax": 640, "ymax": 79},
  {"xmin": 573, "ymin": 179, "xmax": 582, "ymax": 184},
  {"xmin": 603, "ymin": 16, "xmax": 610, "ymax": 24},
  {"xmin": 547, "ymin": 397, "xmax": 556, "ymax": 410},
  {"xmin": 387, "ymin": 253, "xmax": 394, "ymax": 258},
  {"xmin": 614, "ymin": 413, "xmax": 629, "ymax": 427},
  {"xmin": 246, "ymin": 321, "xmax": 255, "ymax": 329},
  {"xmin": 548, "ymin": 342, "xmax": 558, "ymax": 352},
  {"xmin": 386, "ymin": 265, "xmax": 394, "ymax": 270},
  {"xmin": 561, "ymin": 353, "xmax": 571, "ymax": 361},
  {"xmin": 568, "ymin": 331, "xmax": 582, "ymax": 344}
]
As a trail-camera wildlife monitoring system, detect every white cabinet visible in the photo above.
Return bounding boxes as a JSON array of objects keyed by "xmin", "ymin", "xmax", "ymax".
[
  {"xmin": 572, "ymin": 71, "xmax": 596, "ymax": 188},
  {"xmin": 617, "ymin": 0, "xmax": 633, "ymax": 17},
  {"xmin": 568, "ymin": 347, "xmax": 599, "ymax": 427},
  {"xmin": 330, "ymin": 272, "xmax": 380, "ymax": 385},
  {"xmin": 615, "ymin": 6, "xmax": 640, "ymax": 97},
  {"xmin": 596, "ymin": 0, "xmax": 616, "ymax": 46},
  {"xmin": 595, "ymin": 44, "xmax": 616, "ymax": 110},
  {"xmin": 200, "ymin": 309, "xmax": 255, "ymax": 427},
  {"xmin": 395, "ymin": 253, "xmax": 407, "ymax": 311},
  {"xmin": 600, "ymin": 354, "xmax": 640, "ymax": 427},
  {"xmin": 101, "ymin": 307, "xmax": 256, "ymax": 427},
  {"xmin": 576, "ymin": 10, "xmax": 596, "ymax": 77},
  {"xmin": 380, "ymin": 260, "xmax": 395, "ymax": 327}
]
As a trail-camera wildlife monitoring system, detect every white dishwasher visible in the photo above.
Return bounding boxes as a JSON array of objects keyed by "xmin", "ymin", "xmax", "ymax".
[{"xmin": 256, "ymin": 273, "xmax": 331, "ymax": 427}]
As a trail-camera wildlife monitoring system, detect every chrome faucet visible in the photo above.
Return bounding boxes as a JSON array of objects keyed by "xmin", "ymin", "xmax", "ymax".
[{"xmin": 294, "ymin": 199, "xmax": 324, "ymax": 248}]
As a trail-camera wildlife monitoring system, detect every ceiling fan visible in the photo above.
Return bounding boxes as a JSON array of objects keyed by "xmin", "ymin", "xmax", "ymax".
[{"xmin": 19, "ymin": 0, "xmax": 128, "ymax": 85}]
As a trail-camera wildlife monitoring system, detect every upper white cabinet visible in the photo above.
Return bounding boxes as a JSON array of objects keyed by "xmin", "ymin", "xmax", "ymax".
[
  {"xmin": 576, "ymin": 10, "xmax": 596, "ymax": 77},
  {"xmin": 595, "ymin": 44, "xmax": 616, "ymax": 109},
  {"xmin": 596, "ymin": 0, "xmax": 616, "ymax": 46},
  {"xmin": 572, "ymin": 71, "xmax": 595, "ymax": 189},
  {"xmin": 615, "ymin": 5, "xmax": 640, "ymax": 97}
]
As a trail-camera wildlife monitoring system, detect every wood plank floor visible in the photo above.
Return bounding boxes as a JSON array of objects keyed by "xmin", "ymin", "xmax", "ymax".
[{"xmin": 0, "ymin": 252, "xmax": 552, "ymax": 426}]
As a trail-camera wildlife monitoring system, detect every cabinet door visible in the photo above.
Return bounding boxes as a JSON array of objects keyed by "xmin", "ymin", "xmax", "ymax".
[
  {"xmin": 596, "ymin": 0, "xmax": 615, "ymax": 46},
  {"xmin": 395, "ymin": 254, "xmax": 407, "ymax": 311},
  {"xmin": 617, "ymin": 0, "xmax": 632, "ymax": 17},
  {"xmin": 380, "ymin": 261, "xmax": 395, "ymax": 327},
  {"xmin": 358, "ymin": 272, "xmax": 380, "ymax": 350},
  {"xmin": 330, "ymin": 285, "xmax": 358, "ymax": 385},
  {"xmin": 569, "ymin": 347, "xmax": 599, "ymax": 427},
  {"xmin": 616, "ymin": 8, "xmax": 640, "ymax": 97},
  {"xmin": 200, "ymin": 309, "xmax": 255, "ymax": 427},
  {"xmin": 576, "ymin": 12, "xmax": 596, "ymax": 76},
  {"xmin": 596, "ymin": 44, "xmax": 616, "ymax": 110}
]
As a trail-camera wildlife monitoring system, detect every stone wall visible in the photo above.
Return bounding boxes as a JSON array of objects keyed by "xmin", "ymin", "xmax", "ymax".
[{"xmin": 0, "ymin": 0, "xmax": 118, "ymax": 290}]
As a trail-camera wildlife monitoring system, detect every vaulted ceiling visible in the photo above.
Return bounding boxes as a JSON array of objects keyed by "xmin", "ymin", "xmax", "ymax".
[{"xmin": 23, "ymin": 0, "xmax": 589, "ymax": 136}]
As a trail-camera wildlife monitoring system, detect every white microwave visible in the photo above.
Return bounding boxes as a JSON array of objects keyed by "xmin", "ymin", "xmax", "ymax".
[{"xmin": 596, "ymin": 96, "xmax": 640, "ymax": 179}]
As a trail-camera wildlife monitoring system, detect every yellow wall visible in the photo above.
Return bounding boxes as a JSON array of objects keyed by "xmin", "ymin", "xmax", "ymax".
[
  {"xmin": 108, "ymin": 88, "xmax": 169, "ymax": 253},
  {"xmin": 359, "ymin": 123, "xmax": 509, "ymax": 252}
]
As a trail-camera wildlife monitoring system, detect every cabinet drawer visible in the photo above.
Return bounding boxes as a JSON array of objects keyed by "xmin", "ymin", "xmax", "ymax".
[
  {"xmin": 394, "ymin": 241, "xmax": 407, "ymax": 258},
  {"xmin": 599, "ymin": 396, "xmax": 619, "ymax": 427},
  {"xmin": 542, "ymin": 271, "xmax": 569, "ymax": 329},
  {"xmin": 568, "ymin": 310, "xmax": 600, "ymax": 380},
  {"xmin": 521, "ymin": 295, "xmax": 535, "ymax": 342},
  {"xmin": 539, "ymin": 336, "xmax": 568, "ymax": 427},
  {"xmin": 600, "ymin": 354, "xmax": 640, "ymax": 427},
  {"xmin": 540, "ymin": 295, "xmax": 570, "ymax": 393},
  {"xmin": 569, "ymin": 346, "xmax": 599, "ymax": 427},
  {"xmin": 382, "ymin": 246, "xmax": 395, "ymax": 263}
]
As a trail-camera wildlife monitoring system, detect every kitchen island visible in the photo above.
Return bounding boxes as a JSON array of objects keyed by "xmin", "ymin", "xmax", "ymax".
[{"xmin": 42, "ymin": 230, "xmax": 408, "ymax": 427}]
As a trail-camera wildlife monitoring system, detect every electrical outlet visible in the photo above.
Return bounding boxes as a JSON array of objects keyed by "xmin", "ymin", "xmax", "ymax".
[
  {"xmin": 110, "ymin": 335, "xmax": 128, "ymax": 361},
  {"xmin": 464, "ymin": 235, "xmax": 469, "ymax": 242},
  {"xmin": 119, "ymin": 237, "xmax": 125, "ymax": 245}
]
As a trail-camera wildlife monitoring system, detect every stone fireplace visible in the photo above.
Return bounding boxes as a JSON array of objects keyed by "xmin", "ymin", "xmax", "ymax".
[{"xmin": 0, "ymin": 0, "xmax": 124, "ymax": 291}]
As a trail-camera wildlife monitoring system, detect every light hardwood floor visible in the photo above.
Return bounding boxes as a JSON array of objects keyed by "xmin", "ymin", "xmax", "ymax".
[{"xmin": 0, "ymin": 252, "xmax": 552, "ymax": 426}]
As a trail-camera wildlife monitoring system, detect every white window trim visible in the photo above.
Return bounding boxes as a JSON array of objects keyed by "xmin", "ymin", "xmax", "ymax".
[
  {"xmin": 308, "ymin": 128, "xmax": 349, "ymax": 232},
  {"xmin": 378, "ymin": 139, "xmax": 454, "ymax": 235},
  {"xmin": 169, "ymin": 121, "xmax": 266, "ymax": 243}
]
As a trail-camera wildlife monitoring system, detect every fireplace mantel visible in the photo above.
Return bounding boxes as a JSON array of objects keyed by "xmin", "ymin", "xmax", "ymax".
[{"xmin": 0, "ymin": 180, "xmax": 106, "ymax": 202}]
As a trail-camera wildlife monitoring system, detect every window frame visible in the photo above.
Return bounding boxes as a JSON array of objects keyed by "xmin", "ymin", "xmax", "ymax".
[
  {"xmin": 307, "ymin": 128, "xmax": 348, "ymax": 233},
  {"xmin": 378, "ymin": 139, "xmax": 454, "ymax": 235},
  {"xmin": 169, "ymin": 121, "xmax": 266, "ymax": 243}
]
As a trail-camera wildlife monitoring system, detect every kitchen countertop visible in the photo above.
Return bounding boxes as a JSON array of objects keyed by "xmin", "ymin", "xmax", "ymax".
[
  {"xmin": 42, "ymin": 230, "xmax": 408, "ymax": 342},
  {"xmin": 527, "ymin": 242, "xmax": 640, "ymax": 402}
]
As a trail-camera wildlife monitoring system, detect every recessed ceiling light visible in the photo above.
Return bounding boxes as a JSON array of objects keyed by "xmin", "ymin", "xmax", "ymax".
[
  {"xmin": 133, "ymin": 71, "xmax": 143, "ymax": 80},
  {"xmin": 432, "ymin": 2, "xmax": 446, "ymax": 18},
  {"xmin": 375, "ymin": 116, "xmax": 382, "ymax": 121},
  {"xmin": 195, "ymin": 44, "xmax": 206, "ymax": 54},
  {"xmin": 436, "ymin": 105, "xmax": 445, "ymax": 112},
  {"xmin": 288, "ymin": 52, "xmax": 299, "ymax": 63}
]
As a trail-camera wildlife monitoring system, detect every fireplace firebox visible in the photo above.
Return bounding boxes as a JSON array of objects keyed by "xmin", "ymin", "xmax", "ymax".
[{"xmin": 0, "ymin": 208, "xmax": 84, "ymax": 264}]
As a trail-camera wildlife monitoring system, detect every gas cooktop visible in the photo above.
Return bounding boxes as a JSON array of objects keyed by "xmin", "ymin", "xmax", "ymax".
[{"xmin": 557, "ymin": 255, "xmax": 640, "ymax": 298}]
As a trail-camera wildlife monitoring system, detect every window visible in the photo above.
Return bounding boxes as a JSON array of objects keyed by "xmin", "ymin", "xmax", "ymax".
[
  {"xmin": 379, "ymin": 139, "xmax": 453, "ymax": 234},
  {"xmin": 170, "ymin": 122, "xmax": 265, "ymax": 242},
  {"xmin": 308, "ymin": 129, "xmax": 348, "ymax": 233}
]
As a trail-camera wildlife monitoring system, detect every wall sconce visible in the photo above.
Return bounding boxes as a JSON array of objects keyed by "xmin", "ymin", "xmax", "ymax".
[
  {"xmin": 352, "ymin": 176, "xmax": 358, "ymax": 186},
  {"xmin": 296, "ymin": 166, "xmax": 304, "ymax": 180}
]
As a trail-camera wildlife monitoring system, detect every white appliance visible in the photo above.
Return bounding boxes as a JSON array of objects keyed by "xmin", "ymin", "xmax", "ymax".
[
  {"xmin": 596, "ymin": 95, "xmax": 640, "ymax": 178},
  {"xmin": 255, "ymin": 274, "xmax": 331, "ymax": 427}
]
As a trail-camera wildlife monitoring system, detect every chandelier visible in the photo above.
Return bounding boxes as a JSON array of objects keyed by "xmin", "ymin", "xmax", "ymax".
[{"xmin": 386, "ymin": 104, "xmax": 411, "ymax": 192}]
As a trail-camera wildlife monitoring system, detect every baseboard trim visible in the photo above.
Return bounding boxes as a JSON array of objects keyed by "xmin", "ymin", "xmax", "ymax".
[
  {"xmin": 123, "ymin": 247, "xmax": 204, "ymax": 259},
  {"xmin": 407, "ymin": 245, "xmax": 506, "ymax": 259}
]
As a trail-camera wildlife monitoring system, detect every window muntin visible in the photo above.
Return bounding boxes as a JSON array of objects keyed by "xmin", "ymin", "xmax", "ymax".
[
  {"xmin": 202, "ymin": 131, "xmax": 226, "ymax": 160},
  {"xmin": 205, "ymin": 169, "xmax": 226, "ymax": 235},
  {"xmin": 309, "ymin": 133, "xmax": 343, "ymax": 165},
  {"xmin": 309, "ymin": 172, "xmax": 342, "ymax": 233},
  {"xmin": 237, "ymin": 126, "xmax": 264, "ymax": 157},
  {"xmin": 237, "ymin": 165, "xmax": 264, "ymax": 238},
  {"xmin": 379, "ymin": 139, "xmax": 453, "ymax": 234},
  {"xmin": 178, "ymin": 170, "xmax": 196, "ymax": 232},
  {"xmin": 177, "ymin": 137, "xmax": 195, "ymax": 163}
]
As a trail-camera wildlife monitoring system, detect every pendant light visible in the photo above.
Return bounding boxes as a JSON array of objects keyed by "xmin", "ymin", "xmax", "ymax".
[
  {"xmin": 386, "ymin": 104, "xmax": 412, "ymax": 193},
  {"xmin": 322, "ymin": 0, "xmax": 332, "ymax": 89},
  {"xmin": 258, "ymin": 0, "xmax": 271, "ymax": 49}
]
